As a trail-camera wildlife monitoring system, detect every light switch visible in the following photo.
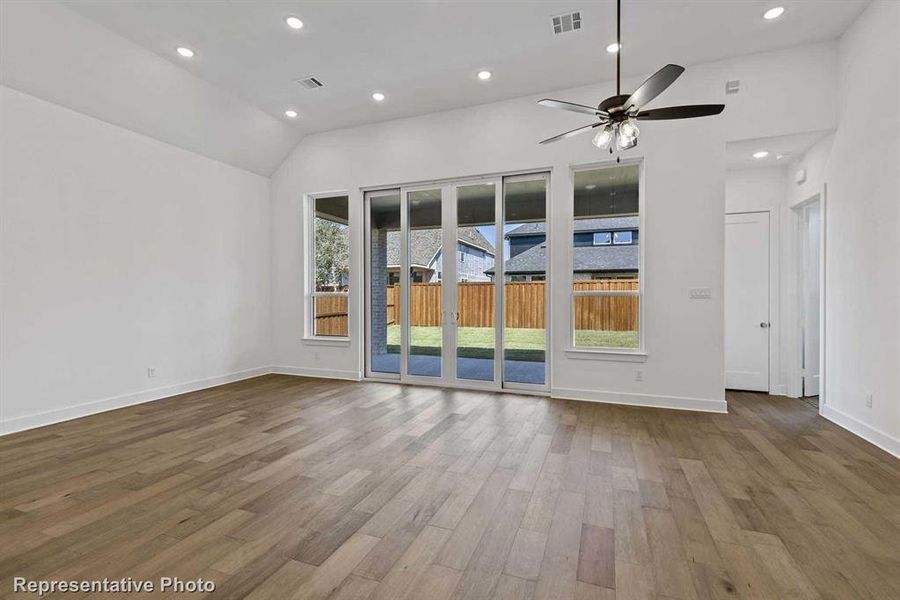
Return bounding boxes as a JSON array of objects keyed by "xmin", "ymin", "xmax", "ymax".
[{"xmin": 689, "ymin": 287, "xmax": 712, "ymax": 299}]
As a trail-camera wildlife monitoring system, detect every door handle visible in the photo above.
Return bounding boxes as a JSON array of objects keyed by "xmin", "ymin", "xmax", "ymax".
[{"xmin": 760, "ymin": 322, "xmax": 770, "ymax": 328}]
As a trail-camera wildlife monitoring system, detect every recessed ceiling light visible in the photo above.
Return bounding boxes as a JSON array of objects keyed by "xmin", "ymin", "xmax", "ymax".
[
  {"xmin": 477, "ymin": 70, "xmax": 492, "ymax": 81},
  {"xmin": 371, "ymin": 92, "xmax": 385, "ymax": 102},
  {"xmin": 763, "ymin": 7, "xmax": 785, "ymax": 20},
  {"xmin": 175, "ymin": 46, "xmax": 194, "ymax": 58},
  {"xmin": 284, "ymin": 110, "xmax": 298, "ymax": 119},
  {"xmin": 606, "ymin": 43, "xmax": 621, "ymax": 53},
  {"xmin": 285, "ymin": 16, "xmax": 304, "ymax": 30},
  {"xmin": 585, "ymin": 184, "xmax": 597, "ymax": 190},
  {"xmin": 753, "ymin": 151, "xmax": 769, "ymax": 159}
]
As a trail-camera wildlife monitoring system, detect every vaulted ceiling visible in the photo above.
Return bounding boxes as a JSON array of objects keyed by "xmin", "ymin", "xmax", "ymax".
[{"xmin": 1, "ymin": 1, "xmax": 868, "ymax": 175}]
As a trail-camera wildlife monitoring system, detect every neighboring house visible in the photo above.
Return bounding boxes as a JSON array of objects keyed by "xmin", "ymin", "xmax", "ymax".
[
  {"xmin": 486, "ymin": 216, "xmax": 639, "ymax": 281},
  {"xmin": 385, "ymin": 227, "xmax": 495, "ymax": 283}
]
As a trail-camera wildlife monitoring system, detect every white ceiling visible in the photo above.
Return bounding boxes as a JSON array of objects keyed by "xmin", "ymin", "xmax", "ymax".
[
  {"xmin": 726, "ymin": 130, "xmax": 833, "ymax": 169},
  {"xmin": 61, "ymin": 0, "xmax": 868, "ymax": 136}
]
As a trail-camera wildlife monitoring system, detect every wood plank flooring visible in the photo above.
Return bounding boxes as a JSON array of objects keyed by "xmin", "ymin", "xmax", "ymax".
[{"xmin": 1, "ymin": 375, "xmax": 898, "ymax": 599}]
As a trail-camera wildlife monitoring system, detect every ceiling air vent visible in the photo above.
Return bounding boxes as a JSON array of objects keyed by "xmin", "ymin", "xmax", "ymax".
[
  {"xmin": 297, "ymin": 76, "xmax": 324, "ymax": 90},
  {"xmin": 725, "ymin": 79, "xmax": 740, "ymax": 95},
  {"xmin": 552, "ymin": 11, "xmax": 582, "ymax": 35}
]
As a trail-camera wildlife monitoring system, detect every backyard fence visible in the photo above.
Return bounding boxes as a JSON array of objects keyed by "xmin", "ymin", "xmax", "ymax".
[
  {"xmin": 381, "ymin": 279, "xmax": 638, "ymax": 330},
  {"xmin": 315, "ymin": 280, "xmax": 638, "ymax": 334},
  {"xmin": 312, "ymin": 295, "xmax": 349, "ymax": 337}
]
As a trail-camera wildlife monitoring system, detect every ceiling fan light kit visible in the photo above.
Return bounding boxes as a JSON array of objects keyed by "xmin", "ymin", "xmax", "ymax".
[{"xmin": 538, "ymin": 0, "xmax": 724, "ymax": 156}]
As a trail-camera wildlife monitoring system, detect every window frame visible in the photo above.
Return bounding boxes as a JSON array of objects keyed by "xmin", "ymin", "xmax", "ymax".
[
  {"xmin": 305, "ymin": 191, "xmax": 351, "ymax": 342},
  {"xmin": 568, "ymin": 159, "xmax": 645, "ymax": 359}
]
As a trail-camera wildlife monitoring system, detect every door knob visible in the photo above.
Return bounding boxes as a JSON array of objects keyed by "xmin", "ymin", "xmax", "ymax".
[{"xmin": 760, "ymin": 322, "xmax": 770, "ymax": 328}]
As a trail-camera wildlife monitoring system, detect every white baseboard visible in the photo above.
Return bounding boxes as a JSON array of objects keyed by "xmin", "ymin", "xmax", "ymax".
[
  {"xmin": 770, "ymin": 383, "xmax": 788, "ymax": 396},
  {"xmin": 0, "ymin": 366, "xmax": 272, "ymax": 436},
  {"xmin": 270, "ymin": 365, "xmax": 362, "ymax": 381},
  {"xmin": 821, "ymin": 405, "xmax": 899, "ymax": 458},
  {"xmin": 551, "ymin": 387, "xmax": 727, "ymax": 413}
]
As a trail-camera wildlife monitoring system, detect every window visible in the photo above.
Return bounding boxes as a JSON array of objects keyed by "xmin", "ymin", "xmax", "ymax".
[
  {"xmin": 613, "ymin": 231, "xmax": 633, "ymax": 245},
  {"xmin": 593, "ymin": 232, "xmax": 612, "ymax": 245},
  {"xmin": 572, "ymin": 163, "xmax": 640, "ymax": 350},
  {"xmin": 308, "ymin": 194, "xmax": 349, "ymax": 337}
]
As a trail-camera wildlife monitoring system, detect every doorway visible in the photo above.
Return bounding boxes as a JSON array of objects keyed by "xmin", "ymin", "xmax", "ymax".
[
  {"xmin": 364, "ymin": 172, "xmax": 549, "ymax": 391},
  {"xmin": 725, "ymin": 211, "xmax": 770, "ymax": 391},
  {"xmin": 795, "ymin": 196, "xmax": 823, "ymax": 406}
]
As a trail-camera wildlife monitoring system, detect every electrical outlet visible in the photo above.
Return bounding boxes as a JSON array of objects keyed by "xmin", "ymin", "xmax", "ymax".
[
  {"xmin": 314, "ymin": 351, "xmax": 320, "ymax": 361},
  {"xmin": 865, "ymin": 393, "xmax": 873, "ymax": 408},
  {"xmin": 634, "ymin": 370, "xmax": 643, "ymax": 382},
  {"xmin": 147, "ymin": 367, "xmax": 156, "ymax": 378}
]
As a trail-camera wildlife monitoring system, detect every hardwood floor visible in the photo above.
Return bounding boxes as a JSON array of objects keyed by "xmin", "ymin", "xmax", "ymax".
[{"xmin": 1, "ymin": 375, "xmax": 898, "ymax": 599}]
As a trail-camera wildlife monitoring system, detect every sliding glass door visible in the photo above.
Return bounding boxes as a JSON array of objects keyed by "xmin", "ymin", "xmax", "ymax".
[
  {"xmin": 452, "ymin": 180, "xmax": 501, "ymax": 385},
  {"xmin": 502, "ymin": 174, "xmax": 549, "ymax": 388},
  {"xmin": 365, "ymin": 173, "xmax": 548, "ymax": 391}
]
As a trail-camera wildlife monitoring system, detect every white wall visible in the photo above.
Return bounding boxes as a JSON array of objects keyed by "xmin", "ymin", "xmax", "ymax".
[
  {"xmin": 0, "ymin": 87, "xmax": 272, "ymax": 434},
  {"xmin": 269, "ymin": 42, "xmax": 839, "ymax": 413},
  {"xmin": 0, "ymin": 0, "xmax": 300, "ymax": 176},
  {"xmin": 809, "ymin": 0, "xmax": 899, "ymax": 454},
  {"xmin": 726, "ymin": 0, "xmax": 900, "ymax": 456}
]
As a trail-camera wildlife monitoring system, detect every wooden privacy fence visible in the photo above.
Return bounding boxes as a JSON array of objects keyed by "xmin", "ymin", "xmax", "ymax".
[
  {"xmin": 378, "ymin": 280, "xmax": 638, "ymax": 330},
  {"xmin": 313, "ymin": 295, "xmax": 349, "ymax": 337}
]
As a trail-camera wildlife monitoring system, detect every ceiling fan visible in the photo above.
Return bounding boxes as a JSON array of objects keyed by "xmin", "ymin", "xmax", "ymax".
[{"xmin": 538, "ymin": 0, "xmax": 724, "ymax": 151}]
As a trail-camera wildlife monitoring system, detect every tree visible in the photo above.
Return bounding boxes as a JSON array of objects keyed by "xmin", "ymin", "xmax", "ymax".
[{"xmin": 315, "ymin": 217, "xmax": 349, "ymax": 291}]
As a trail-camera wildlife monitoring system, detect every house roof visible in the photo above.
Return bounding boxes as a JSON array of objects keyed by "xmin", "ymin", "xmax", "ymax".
[
  {"xmin": 386, "ymin": 227, "xmax": 494, "ymax": 267},
  {"xmin": 487, "ymin": 243, "xmax": 638, "ymax": 275},
  {"xmin": 506, "ymin": 216, "xmax": 639, "ymax": 237}
]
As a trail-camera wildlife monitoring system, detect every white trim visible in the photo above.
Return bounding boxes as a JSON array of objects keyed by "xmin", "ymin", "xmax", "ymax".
[
  {"xmin": 821, "ymin": 405, "xmax": 899, "ymax": 458},
  {"xmin": 568, "ymin": 158, "xmax": 645, "ymax": 354},
  {"xmin": 358, "ymin": 165, "xmax": 554, "ymax": 194},
  {"xmin": 551, "ymin": 386, "xmax": 727, "ymax": 413},
  {"xmin": 304, "ymin": 191, "xmax": 351, "ymax": 340},
  {"xmin": 271, "ymin": 365, "xmax": 362, "ymax": 381},
  {"xmin": 0, "ymin": 366, "xmax": 271, "ymax": 436},
  {"xmin": 301, "ymin": 336, "xmax": 351, "ymax": 346},
  {"xmin": 565, "ymin": 349, "xmax": 648, "ymax": 362}
]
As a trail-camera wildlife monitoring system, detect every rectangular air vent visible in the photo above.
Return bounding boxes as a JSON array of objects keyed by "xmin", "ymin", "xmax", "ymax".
[
  {"xmin": 725, "ymin": 79, "xmax": 740, "ymax": 95},
  {"xmin": 297, "ymin": 76, "xmax": 324, "ymax": 90},
  {"xmin": 552, "ymin": 11, "xmax": 582, "ymax": 34}
]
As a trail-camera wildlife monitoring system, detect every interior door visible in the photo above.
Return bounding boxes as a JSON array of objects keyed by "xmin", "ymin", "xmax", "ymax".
[
  {"xmin": 800, "ymin": 202, "xmax": 821, "ymax": 396},
  {"xmin": 725, "ymin": 212, "xmax": 770, "ymax": 391}
]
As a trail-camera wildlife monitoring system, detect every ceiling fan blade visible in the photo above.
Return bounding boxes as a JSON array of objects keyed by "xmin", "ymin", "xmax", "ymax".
[
  {"xmin": 636, "ymin": 104, "xmax": 725, "ymax": 120},
  {"xmin": 539, "ymin": 121, "xmax": 606, "ymax": 145},
  {"xmin": 624, "ymin": 64, "xmax": 685, "ymax": 111},
  {"xmin": 538, "ymin": 98, "xmax": 608, "ymax": 118}
]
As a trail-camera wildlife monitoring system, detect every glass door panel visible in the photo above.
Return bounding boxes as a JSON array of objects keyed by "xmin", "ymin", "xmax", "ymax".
[
  {"xmin": 366, "ymin": 190, "xmax": 401, "ymax": 377},
  {"xmin": 455, "ymin": 183, "xmax": 498, "ymax": 382},
  {"xmin": 406, "ymin": 188, "xmax": 443, "ymax": 378},
  {"xmin": 502, "ymin": 176, "xmax": 548, "ymax": 386}
]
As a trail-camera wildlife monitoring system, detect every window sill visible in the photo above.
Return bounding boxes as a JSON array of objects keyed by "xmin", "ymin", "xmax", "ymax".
[
  {"xmin": 565, "ymin": 348, "xmax": 648, "ymax": 363},
  {"xmin": 302, "ymin": 336, "xmax": 351, "ymax": 347}
]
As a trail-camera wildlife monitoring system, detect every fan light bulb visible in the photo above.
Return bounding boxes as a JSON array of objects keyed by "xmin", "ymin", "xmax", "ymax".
[
  {"xmin": 616, "ymin": 119, "xmax": 639, "ymax": 151},
  {"xmin": 592, "ymin": 126, "xmax": 613, "ymax": 150}
]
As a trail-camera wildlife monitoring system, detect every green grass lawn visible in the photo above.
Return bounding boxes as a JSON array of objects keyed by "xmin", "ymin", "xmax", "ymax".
[{"xmin": 386, "ymin": 325, "xmax": 636, "ymax": 360}]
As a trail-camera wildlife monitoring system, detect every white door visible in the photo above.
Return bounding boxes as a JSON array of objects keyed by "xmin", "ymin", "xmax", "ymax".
[
  {"xmin": 800, "ymin": 202, "xmax": 821, "ymax": 396},
  {"xmin": 725, "ymin": 212, "xmax": 770, "ymax": 391}
]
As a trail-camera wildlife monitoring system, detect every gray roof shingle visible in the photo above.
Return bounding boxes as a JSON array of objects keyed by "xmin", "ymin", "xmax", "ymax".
[
  {"xmin": 386, "ymin": 227, "xmax": 494, "ymax": 267},
  {"xmin": 507, "ymin": 216, "xmax": 638, "ymax": 237},
  {"xmin": 487, "ymin": 242, "xmax": 638, "ymax": 275}
]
